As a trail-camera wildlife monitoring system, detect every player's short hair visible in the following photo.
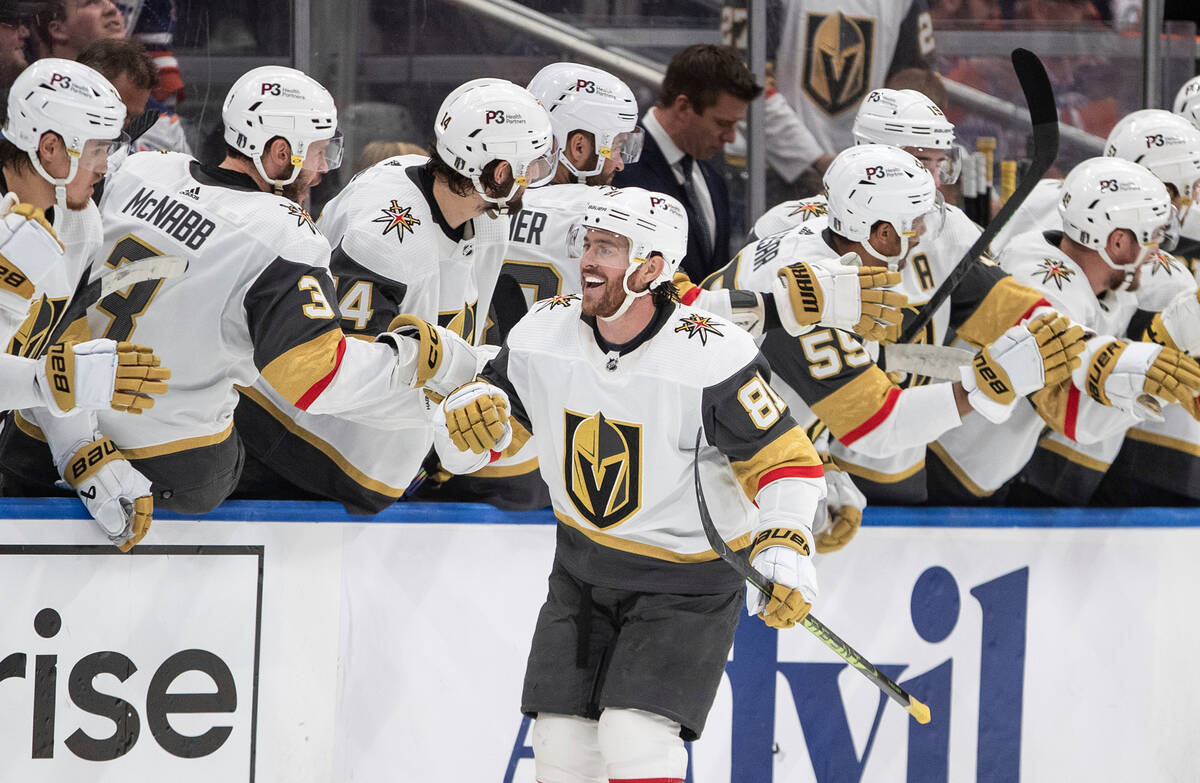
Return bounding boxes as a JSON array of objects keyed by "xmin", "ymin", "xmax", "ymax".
[
  {"xmin": 658, "ymin": 44, "xmax": 762, "ymax": 114},
  {"xmin": 423, "ymin": 141, "xmax": 512, "ymax": 200},
  {"xmin": 884, "ymin": 67, "xmax": 947, "ymax": 111},
  {"xmin": 77, "ymin": 38, "xmax": 160, "ymax": 91}
]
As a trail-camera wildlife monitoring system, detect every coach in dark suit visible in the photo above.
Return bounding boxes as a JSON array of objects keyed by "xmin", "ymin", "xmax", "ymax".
[{"xmin": 613, "ymin": 45, "xmax": 762, "ymax": 281}]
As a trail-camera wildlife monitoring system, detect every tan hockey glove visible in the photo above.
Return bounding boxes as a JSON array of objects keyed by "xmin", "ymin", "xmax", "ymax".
[
  {"xmin": 747, "ymin": 526, "xmax": 816, "ymax": 629},
  {"xmin": 442, "ymin": 381, "xmax": 512, "ymax": 454},
  {"xmin": 773, "ymin": 256, "xmax": 905, "ymax": 342},
  {"xmin": 39, "ymin": 339, "xmax": 170, "ymax": 415},
  {"xmin": 58, "ymin": 435, "xmax": 154, "ymax": 552}
]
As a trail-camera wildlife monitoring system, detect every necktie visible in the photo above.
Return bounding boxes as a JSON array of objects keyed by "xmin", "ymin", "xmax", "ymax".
[{"xmin": 679, "ymin": 155, "xmax": 714, "ymax": 264}]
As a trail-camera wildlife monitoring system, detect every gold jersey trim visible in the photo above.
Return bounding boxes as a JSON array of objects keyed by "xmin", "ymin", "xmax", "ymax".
[
  {"xmin": 729, "ymin": 426, "xmax": 821, "ymax": 500},
  {"xmin": 1124, "ymin": 428, "xmax": 1200, "ymax": 457},
  {"xmin": 926, "ymin": 442, "xmax": 993, "ymax": 496},
  {"xmin": 955, "ymin": 276, "xmax": 1047, "ymax": 349},
  {"xmin": 811, "ymin": 365, "xmax": 896, "ymax": 441},
  {"xmin": 119, "ymin": 423, "xmax": 235, "ymax": 460},
  {"xmin": 238, "ymin": 385, "xmax": 407, "ymax": 497},
  {"xmin": 260, "ymin": 330, "xmax": 345, "ymax": 406},
  {"xmin": 834, "ymin": 452, "xmax": 926, "ymax": 485},
  {"xmin": 471, "ymin": 456, "xmax": 540, "ymax": 478},
  {"xmin": 554, "ymin": 509, "xmax": 752, "ymax": 563}
]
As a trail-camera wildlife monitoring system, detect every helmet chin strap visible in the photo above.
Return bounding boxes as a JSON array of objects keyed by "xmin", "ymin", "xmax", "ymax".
[
  {"xmin": 600, "ymin": 261, "xmax": 650, "ymax": 322},
  {"xmin": 254, "ymin": 151, "xmax": 302, "ymax": 196},
  {"xmin": 860, "ymin": 232, "xmax": 911, "ymax": 272},
  {"xmin": 28, "ymin": 151, "xmax": 79, "ymax": 227}
]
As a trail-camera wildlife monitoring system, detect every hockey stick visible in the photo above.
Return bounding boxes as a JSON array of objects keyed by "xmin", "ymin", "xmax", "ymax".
[
  {"xmin": 691, "ymin": 430, "xmax": 931, "ymax": 724},
  {"xmin": 44, "ymin": 255, "xmax": 189, "ymax": 351},
  {"xmin": 898, "ymin": 48, "xmax": 1058, "ymax": 344}
]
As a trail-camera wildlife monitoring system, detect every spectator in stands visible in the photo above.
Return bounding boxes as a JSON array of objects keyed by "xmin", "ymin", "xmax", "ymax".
[
  {"xmin": 613, "ymin": 44, "xmax": 761, "ymax": 281},
  {"xmin": 0, "ymin": 0, "xmax": 30, "ymax": 103},
  {"xmin": 77, "ymin": 37, "xmax": 190, "ymax": 155},
  {"xmin": 34, "ymin": 0, "xmax": 124, "ymax": 60},
  {"xmin": 353, "ymin": 140, "xmax": 425, "ymax": 174}
]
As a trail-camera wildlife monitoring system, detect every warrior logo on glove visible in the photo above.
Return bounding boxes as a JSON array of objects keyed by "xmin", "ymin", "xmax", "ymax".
[{"xmin": 565, "ymin": 410, "xmax": 642, "ymax": 528}]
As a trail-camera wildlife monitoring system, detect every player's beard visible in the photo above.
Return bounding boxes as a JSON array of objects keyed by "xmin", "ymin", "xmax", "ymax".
[
  {"xmin": 581, "ymin": 267, "xmax": 629, "ymax": 318},
  {"xmin": 282, "ymin": 170, "xmax": 319, "ymax": 208}
]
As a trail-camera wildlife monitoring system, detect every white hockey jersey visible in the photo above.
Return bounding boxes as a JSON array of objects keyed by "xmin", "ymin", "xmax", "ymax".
[
  {"xmin": 774, "ymin": 0, "xmax": 935, "ymax": 158},
  {"xmin": 479, "ymin": 295, "xmax": 825, "ymax": 594},
  {"xmin": 933, "ymin": 230, "xmax": 1146, "ymax": 497},
  {"xmin": 236, "ymin": 154, "xmax": 510, "ymax": 512}
]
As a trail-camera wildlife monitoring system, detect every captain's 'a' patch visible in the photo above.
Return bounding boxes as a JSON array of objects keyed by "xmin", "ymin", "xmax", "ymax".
[{"xmin": 564, "ymin": 410, "xmax": 642, "ymax": 529}]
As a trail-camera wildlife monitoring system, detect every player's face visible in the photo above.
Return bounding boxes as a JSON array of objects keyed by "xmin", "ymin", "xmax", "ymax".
[
  {"xmin": 909, "ymin": 147, "xmax": 947, "ymax": 187},
  {"xmin": 580, "ymin": 228, "xmax": 634, "ymax": 317},
  {"xmin": 679, "ymin": 92, "xmax": 748, "ymax": 160},
  {"xmin": 586, "ymin": 154, "xmax": 624, "ymax": 187}
]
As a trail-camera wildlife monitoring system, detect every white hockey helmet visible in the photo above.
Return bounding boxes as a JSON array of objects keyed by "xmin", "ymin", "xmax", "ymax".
[
  {"xmin": 824, "ymin": 144, "xmax": 943, "ymax": 269},
  {"xmin": 1172, "ymin": 75, "xmax": 1200, "ymax": 129},
  {"xmin": 3, "ymin": 58, "xmax": 127, "ymax": 206},
  {"xmin": 1059, "ymin": 157, "xmax": 1172, "ymax": 271},
  {"xmin": 526, "ymin": 62, "xmax": 643, "ymax": 181},
  {"xmin": 433, "ymin": 78, "xmax": 557, "ymax": 209},
  {"xmin": 1104, "ymin": 109, "xmax": 1200, "ymax": 228},
  {"xmin": 852, "ymin": 88, "xmax": 962, "ymax": 185},
  {"xmin": 568, "ymin": 186, "xmax": 688, "ymax": 320},
  {"xmin": 222, "ymin": 65, "xmax": 343, "ymax": 191}
]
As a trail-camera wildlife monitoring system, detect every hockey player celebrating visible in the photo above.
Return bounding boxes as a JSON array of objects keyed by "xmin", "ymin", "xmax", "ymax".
[
  {"xmin": 434, "ymin": 187, "xmax": 827, "ymax": 781},
  {"xmin": 959, "ymin": 110, "xmax": 1200, "ymax": 503},
  {"xmin": 934, "ymin": 157, "xmax": 1200, "ymax": 503},
  {"xmin": 0, "ymin": 58, "xmax": 169, "ymax": 551},
  {"xmin": 708, "ymin": 144, "xmax": 1081, "ymax": 520},
  {"xmin": 231, "ymin": 77, "xmax": 556, "ymax": 513},
  {"xmin": 0, "ymin": 65, "xmax": 477, "ymax": 518}
]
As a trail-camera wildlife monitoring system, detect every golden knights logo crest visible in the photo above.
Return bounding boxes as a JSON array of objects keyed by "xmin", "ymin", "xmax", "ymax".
[
  {"xmin": 283, "ymin": 203, "xmax": 317, "ymax": 234},
  {"xmin": 803, "ymin": 12, "xmax": 875, "ymax": 116},
  {"xmin": 373, "ymin": 200, "xmax": 421, "ymax": 242},
  {"xmin": 564, "ymin": 410, "xmax": 642, "ymax": 529},
  {"xmin": 7, "ymin": 294, "xmax": 68, "ymax": 358},
  {"xmin": 536, "ymin": 293, "xmax": 578, "ymax": 312},
  {"xmin": 786, "ymin": 200, "xmax": 829, "ymax": 222},
  {"xmin": 1037, "ymin": 258, "xmax": 1075, "ymax": 290}
]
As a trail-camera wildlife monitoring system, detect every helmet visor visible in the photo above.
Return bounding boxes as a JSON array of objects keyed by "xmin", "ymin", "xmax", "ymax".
[
  {"xmin": 566, "ymin": 222, "xmax": 632, "ymax": 268},
  {"xmin": 300, "ymin": 131, "xmax": 344, "ymax": 173},
  {"xmin": 514, "ymin": 136, "xmax": 560, "ymax": 188},
  {"xmin": 908, "ymin": 144, "xmax": 963, "ymax": 186},
  {"xmin": 604, "ymin": 127, "xmax": 644, "ymax": 165},
  {"xmin": 75, "ymin": 134, "xmax": 129, "ymax": 173},
  {"xmin": 903, "ymin": 191, "xmax": 946, "ymax": 244}
]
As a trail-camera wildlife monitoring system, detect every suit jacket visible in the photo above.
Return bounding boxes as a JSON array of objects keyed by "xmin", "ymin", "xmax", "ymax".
[{"xmin": 612, "ymin": 124, "xmax": 731, "ymax": 282}]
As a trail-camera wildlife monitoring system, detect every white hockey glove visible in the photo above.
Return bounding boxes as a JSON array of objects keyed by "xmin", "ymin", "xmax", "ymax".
[
  {"xmin": 746, "ymin": 523, "xmax": 818, "ymax": 629},
  {"xmin": 0, "ymin": 194, "xmax": 64, "ymax": 316},
  {"xmin": 773, "ymin": 254, "xmax": 906, "ymax": 343},
  {"xmin": 1074, "ymin": 337, "xmax": 1200, "ymax": 422},
  {"xmin": 962, "ymin": 313, "xmax": 1085, "ymax": 423},
  {"xmin": 36, "ymin": 339, "xmax": 170, "ymax": 416},
  {"xmin": 813, "ymin": 465, "xmax": 867, "ymax": 554},
  {"xmin": 376, "ymin": 314, "xmax": 479, "ymax": 400},
  {"xmin": 1147, "ymin": 287, "xmax": 1200, "ymax": 356},
  {"xmin": 56, "ymin": 435, "xmax": 153, "ymax": 552}
]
